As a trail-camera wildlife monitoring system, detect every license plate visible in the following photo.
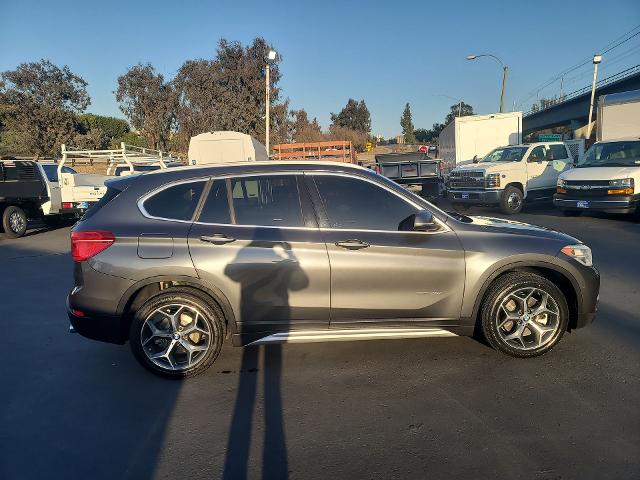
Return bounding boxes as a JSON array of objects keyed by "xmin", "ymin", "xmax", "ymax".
[
  {"xmin": 77, "ymin": 202, "xmax": 89, "ymax": 210},
  {"xmin": 461, "ymin": 193, "xmax": 470, "ymax": 199},
  {"xmin": 577, "ymin": 200, "xmax": 590, "ymax": 208}
]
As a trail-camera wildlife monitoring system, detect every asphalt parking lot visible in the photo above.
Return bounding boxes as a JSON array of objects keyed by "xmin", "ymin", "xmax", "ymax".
[{"xmin": 1, "ymin": 203, "xmax": 639, "ymax": 480}]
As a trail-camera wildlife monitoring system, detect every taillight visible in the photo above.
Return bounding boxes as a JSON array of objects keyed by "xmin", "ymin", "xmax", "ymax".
[
  {"xmin": 62, "ymin": 202, "xmax": 73, "ymax": 209},
  {"xmin": 71, "ymin": 230, "xmax": 115, "ymax": 262}
]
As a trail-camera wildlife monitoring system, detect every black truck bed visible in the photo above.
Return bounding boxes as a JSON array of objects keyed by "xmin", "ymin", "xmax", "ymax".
[{"xmin": 0, "ymin": 161, "xmax": 49, "ymax": 203}]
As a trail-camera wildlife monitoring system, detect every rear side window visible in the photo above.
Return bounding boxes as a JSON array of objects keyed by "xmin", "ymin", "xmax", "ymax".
[
  {"xmin": 198, "ymin": 179, "xmax": 231, "ymax": 224},
  {"xmin": 143, "ymin": 181, "xmax": 206, "ymax": 221},
  {"xmin": 1, "ymin": 161, "xmax": 37, "ymax": 181},
  {"xmin": 549, "ymin": 145, "xmax": 569, "ymax": 160},
  {"xmin": 230, "ymin": 175, "xmax": 304, "ymax": 227}
]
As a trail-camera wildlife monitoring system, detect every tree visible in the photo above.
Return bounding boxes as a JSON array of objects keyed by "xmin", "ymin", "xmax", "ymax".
[
  {"xmin": 414, "ymin": 128, "xmax": 432, "ymax": 143},
  {"xmin": 330, "ymin": 99, "xmax": 371, "ymax": 133},
  {"xmin": 116, "ymin": 64, "xmax": 176, "ymax": 150},
  {"xmin": 0, "ymin": 59, "xmax": 90, "ymax": 157},
  {"xmin": 326, "ymin": 125, "xmax": 368, "ymax": 152},
  {"xmin": 289, "ymin": 109, "xmax": 323, "ymax": 143},
  {"xmin": 400, "ymin": 103, "xmax": 415, "ymax": 144},
  {"xmin": 172, "ymin": 37, "xmax": 286, "ymax": 153},
  {"xmin": 444, "ymin": 101, "xmax": 474, "ymax": 125},
  {"xmin": 79, "ymin": 114, "xmax": 129, "ymax": 143}
]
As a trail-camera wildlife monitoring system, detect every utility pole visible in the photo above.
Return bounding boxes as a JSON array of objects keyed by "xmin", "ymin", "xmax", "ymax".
[
  {"xmin": 265, "ymin": 49, "xmax": 277, "ymax": 155},
  {"xmin": 586, "ymin": 54, "xmax": 602, "ymax": 140},
  {"xmin": 500, "ymin": 65, "xmax": 508, "ymax": 113}
]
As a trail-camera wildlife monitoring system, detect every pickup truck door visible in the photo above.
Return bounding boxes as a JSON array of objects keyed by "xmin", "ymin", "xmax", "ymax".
[
  {"xmin": 545, "ymin": 144, "xmax": 573, "ymax": 187},
  {"xmin": 525, "ymin": 145, "xmax": 549, "ymax": 192},
  {"xmin": 307, "ymin": 173, "xmax": 465, "ymax": 328}
]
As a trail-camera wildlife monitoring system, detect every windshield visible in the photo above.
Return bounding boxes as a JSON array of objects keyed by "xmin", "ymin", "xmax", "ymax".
[
  {"xmin": 479, "ymin": 146, "xmax": 528, "ymax": 163},
  {"xmin": 41, "ymin": 164, "xmax": 76, "ymax": 182},
  {"xmin": 577, "ymin": 141, "xmax": 640, "ymax": 167}
]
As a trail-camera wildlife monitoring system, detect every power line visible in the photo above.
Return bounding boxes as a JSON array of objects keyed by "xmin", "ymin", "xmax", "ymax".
[{"xmin": 515, "ymin": 23, "xmax": 640, "ymax": 108}]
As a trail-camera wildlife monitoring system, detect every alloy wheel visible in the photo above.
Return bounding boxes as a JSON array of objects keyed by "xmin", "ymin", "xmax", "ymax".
[
  {"xmin": 9, "ymin": 211, "xmax": 25, "ymax": 233},
  {"xmin": 496, "ymin": 287, "xmax": 560, "ymax": 350},
  {"xmin": 507, "ymin": 192, "xmax": 521, "ymax": 210},
  {"xmin": 141, "ymin": 304, "xmax": 211, "ymax": 371}
]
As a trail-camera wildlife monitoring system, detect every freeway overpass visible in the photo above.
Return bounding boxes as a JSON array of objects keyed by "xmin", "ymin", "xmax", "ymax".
[{"xmin": 522, "ymin": 65, "xmax": 640, "ymax": 135}]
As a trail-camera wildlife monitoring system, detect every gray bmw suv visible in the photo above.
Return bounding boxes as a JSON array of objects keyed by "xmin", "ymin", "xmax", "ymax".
[{"xmin": 67, "ymin": 161, "xmax": 599, "ymax": 378}]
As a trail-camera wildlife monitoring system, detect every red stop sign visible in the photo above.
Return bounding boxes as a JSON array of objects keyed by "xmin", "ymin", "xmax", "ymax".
[{"xmin": 418, "ymin": 145, "xmax": 428, "ymax": 153}]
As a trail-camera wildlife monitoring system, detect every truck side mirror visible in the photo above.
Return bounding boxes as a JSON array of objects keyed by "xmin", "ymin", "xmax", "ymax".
[
  {"xmin": 413, "ymin": 210, "xmax": 437, "ymax": 231},
  {"xmin": 472, "ymin": 155, "xmax": 479, "ymax": 163}
]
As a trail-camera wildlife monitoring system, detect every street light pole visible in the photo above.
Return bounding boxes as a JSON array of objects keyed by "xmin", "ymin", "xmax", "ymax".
[
  {"xmin": 467, "ymin": 54, "xmax": 508, "ymax": 113},
  {"xmin": 265, "ymin": 49, "xmax": 277, "ymax": 155},
  {"xmin": 586, "ymin": 54, "xmax": 602, "ymax": 140}
]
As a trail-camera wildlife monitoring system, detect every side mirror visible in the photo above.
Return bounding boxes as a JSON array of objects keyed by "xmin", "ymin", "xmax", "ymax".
[
  {"xmin": 472, "ymin": 155, "xmax": 479, "ymax": 163},
  {"xmin": 413, "ymin": 210, "xmax": 437, "ymax": 231}
]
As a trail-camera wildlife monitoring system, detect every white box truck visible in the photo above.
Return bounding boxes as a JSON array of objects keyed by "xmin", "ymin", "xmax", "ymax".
[
  {"xmin": 438, "ymin": 112, "xmax": 523, "ymax": 171},
  {"xmin": 554, "ymin": 89, "xmax": 640, "ymax": 217},
  {"xmin": 188, "ymin": 131, "xmax": 268, "ymax": 165}
]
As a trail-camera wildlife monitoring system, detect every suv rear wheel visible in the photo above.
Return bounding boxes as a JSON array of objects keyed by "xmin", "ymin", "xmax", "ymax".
[
  {"xmin": 130, "ymin": 288, "xmax": 225, "ymax": 378},
  {"xmin": 2, "ymin": 206, "xmax": 28, "ymax": 238},
  {"xmin": 480, "ymin": 272, "xmax": 569, "ymax": 357}
]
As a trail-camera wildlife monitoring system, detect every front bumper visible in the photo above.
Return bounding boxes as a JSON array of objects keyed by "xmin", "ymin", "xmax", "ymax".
[
  {"xmin": 554, "ymin": 193, "xmax": 640, "ymax": 214},
  {"xmin": 448, "ymin": 189, "xmax": 502, "ymax": 204}
]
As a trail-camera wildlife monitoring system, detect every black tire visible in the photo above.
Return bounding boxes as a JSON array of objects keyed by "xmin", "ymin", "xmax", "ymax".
[
  {"xmin": 480, "ymin": 272, "xmax": 569, "ymax": 358},
  {"xmin": 2, "ymin": 206, "xmax": 28, "ymax": 238},
  {"xmin": 561, "ymin": 209, "xmax": 582, "ymax": 217},
  {"xmin": 499, "ymin": 186, "xmax": 523, "ymax": 215},
  {"xmin": 129, "ymin": 288, "xmax": 225, "ymax": 379}
]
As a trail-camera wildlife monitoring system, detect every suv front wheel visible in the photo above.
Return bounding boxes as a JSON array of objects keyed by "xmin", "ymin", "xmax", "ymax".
[
  {"xmin": 480, "ymin": 272, "xmax": 569, "ymax": 357},
  {"xmin": 130, "ymin": 288, "xmax": 225, "ymax": 378}
]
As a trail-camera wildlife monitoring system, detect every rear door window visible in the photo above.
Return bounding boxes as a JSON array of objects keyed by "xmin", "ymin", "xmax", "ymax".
[
  {"xmin": 549, "ymin": 144, "xmax": 569, "ymax": 160},
  {"xmin": 230, "ymin": 175, "xmax": 304, "ymax": 227},
  {"xmin": 143, "ymin": 180, "xmax": 206, "ymax": 221}
]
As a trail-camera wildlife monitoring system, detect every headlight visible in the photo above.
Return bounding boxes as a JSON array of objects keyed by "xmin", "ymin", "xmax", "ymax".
[
  {"xmin": 485, "ymin": 173, "xmax": 501, "ymax": 188},
  {"xmin": 561, "ymin": 244, "xmax": 593, "ymax": 267},
  {"xmin": 609, "ymin": 178, "xmax": 633, "ymax": 188}
]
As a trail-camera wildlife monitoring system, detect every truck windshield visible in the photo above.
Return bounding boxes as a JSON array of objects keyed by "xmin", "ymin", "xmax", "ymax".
[
  {"xmin": 577, "ymin": 141, "xmax": 640, "ymax": 167},
  {"xmin": 479, "ymin": 147, "xmax": 528, "ymax": 163}
]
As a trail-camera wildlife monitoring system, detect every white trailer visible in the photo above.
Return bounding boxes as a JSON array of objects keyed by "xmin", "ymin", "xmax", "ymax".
[
  {"xmin": 597, "ymin": 89, "xmax": 640, "ymax": 141},
  {"xmin": 188, "ymin": 131, "xmax": 268, "ymax": 165},
  {"xmin": 438, "ymin": 112, "xmax": 523, "ymax": 171}
]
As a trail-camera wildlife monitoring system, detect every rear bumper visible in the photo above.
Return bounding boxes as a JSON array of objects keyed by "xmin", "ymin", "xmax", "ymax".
[
  {"xmin": 67, "ymin": 299, "xmax": 127, "ymax": 344},
  {"xmin": 554, "ymin": 193, "xmax": 640, "ymax": 214},
  {"xmin": 448, "ymin": 189, "xmax": 501, "ymax": 204}
]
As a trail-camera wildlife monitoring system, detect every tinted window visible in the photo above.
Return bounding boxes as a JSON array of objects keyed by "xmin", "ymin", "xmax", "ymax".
[
  {"xmin": 314, "ymin": 175, "xmax": 416, "ymax": 230},
  {"xmin": 549, "ymin": 145, "xmax": 568, "ymax": 160},
  {"xmin": 528, "ymin": 146, "xmax": 546, "ymax": 162},
  {"xmin": 144, "ymin": 181, "xmax": 205, "ymax": 221},
  {"xmin": 42, "ymin": 165, "xmax": 59, "ymax": 182},
  {"xmin": 199, "ymin": 179, "xmax": 231, "ymax": 224},
  {"xmin": 231, "ymin": 175, "xmax": 304, "ymax": 227}
]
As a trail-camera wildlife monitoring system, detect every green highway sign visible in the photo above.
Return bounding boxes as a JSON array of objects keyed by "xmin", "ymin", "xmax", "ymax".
[{"xmin": 538, "ymin": 133, "xmax": 562, "ymax": 142}]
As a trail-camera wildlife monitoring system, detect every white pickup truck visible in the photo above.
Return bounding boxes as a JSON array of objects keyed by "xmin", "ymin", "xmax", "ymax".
[{"xmin": 448, "ymin": 142, "xmax": 575, "ymax": 214}]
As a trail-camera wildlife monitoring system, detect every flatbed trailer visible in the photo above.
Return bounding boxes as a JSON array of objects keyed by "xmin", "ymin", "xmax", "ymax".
[{"xmin": 272, "ymin": 141, "xmax": 357, "ymax": 163}]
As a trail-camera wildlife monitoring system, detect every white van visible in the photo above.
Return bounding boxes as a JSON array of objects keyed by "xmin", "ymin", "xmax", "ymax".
[
  {"xmin": 188, "ymin": 131, "xmax": 268, "ymax": 165},
  {"xmin": 554, "ymin": 89, "xmax": 640, "ymax": 217}
]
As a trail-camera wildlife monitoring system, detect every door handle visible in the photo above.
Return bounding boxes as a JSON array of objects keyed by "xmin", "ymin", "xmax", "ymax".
[
  {"xmin": 335, "ymin": 239, "xmax": 370, "ymax": 250},
  {"xmin": 200, "ymin": 233, "xmax": 236, "ymax": 245}
]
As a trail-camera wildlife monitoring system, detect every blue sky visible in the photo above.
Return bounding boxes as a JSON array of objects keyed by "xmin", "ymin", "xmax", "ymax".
[{"xmin": 1, "ymin": 0, "xmax": 639, "ymax": 137}]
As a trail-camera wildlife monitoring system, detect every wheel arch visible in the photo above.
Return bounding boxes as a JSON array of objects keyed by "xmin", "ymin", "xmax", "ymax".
[
  {"xmin": 505, "ymin": 181, "xmax": 525, "ymax": 197},
  {"xmin": 116, "ymin": 275, "xmax": 238, "ymax": 339},
  {"xmin": 471, "ymin": 261, "xmax": 580, "ymax": 332}
]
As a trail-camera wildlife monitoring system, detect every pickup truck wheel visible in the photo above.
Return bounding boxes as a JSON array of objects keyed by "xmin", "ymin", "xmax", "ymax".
[
  {"xmin": 500, "ymin": 186, "xmax": 523, "ymax": 214},
  {"xmin": 561, "ymin": 209, "xmax": 582, "ymax": 217},
  {"xmin": 130, "ymin": 288, "xmax": 225, "ymax": 379},
  {"xmin": 2, "ymin": 206, "xmax": 28, "ymax": 238},
  {"xmin": 480, "ymin": 272, "xmax": 569, "ymax": 358}
]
